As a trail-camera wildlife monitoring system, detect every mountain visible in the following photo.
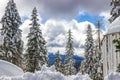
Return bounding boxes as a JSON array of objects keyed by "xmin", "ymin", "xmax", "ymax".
[{"xmin": 48, "ymin": 53, "xmax": 84, "ymax": 71}]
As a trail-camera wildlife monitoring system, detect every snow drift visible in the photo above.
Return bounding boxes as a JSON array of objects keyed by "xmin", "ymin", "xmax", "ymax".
[
  {"xmin": 0, "ymin": 60, "xmax": 23, "ymax": 77},
  {"xmin": 105, "ymin": 72, "xmax": 120, "ymax": 80},
  {"xmin": 0, "ymin": 62, "xmax": 91, "ymax": 80}
]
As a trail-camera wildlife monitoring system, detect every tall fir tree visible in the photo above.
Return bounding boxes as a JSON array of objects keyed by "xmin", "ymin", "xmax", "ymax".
[
  {"xmin": 25, "ymin": 7, "xmax": 47, "ymax": 72},
  {"xmin": 0, "ymin": 0, "xmax": 23, "ymax": 67},
  {"xmin": 54, "ymin": 50, "xmax": 62, "ymax": 72},
  {"xmin": 80, "ymin": 24, "xmax": 95, "ymax": 78},
  {"xmin": 113, "ymin": 38, "xmax": 120, "ymax": 52},
  {"xmin": 91, "ymin": 21, "xmax": 103, "ymax": 80},
  {"xmin": 92, "ymin": 47, "xmax": 103, "ymax": 80},
  {"xmin": 113, "ymin": 38, "xmax": 120, "ymax": 72},
  {"xmin": 109, "ymin": 0, "xmax": 120, "ymax": 23},
  {"xmin": 117, "ymin": 64, "xmax": 120, "ymax": 72},
  {"xmin": 64, "ymin": 29, "xmax": 76, "ymax": 75}
]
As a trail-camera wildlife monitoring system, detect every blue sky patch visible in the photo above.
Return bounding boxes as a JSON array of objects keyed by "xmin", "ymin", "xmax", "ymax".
[{"xmin": 75, "ymin": 12, "xmax": 106, "ymax": 30}]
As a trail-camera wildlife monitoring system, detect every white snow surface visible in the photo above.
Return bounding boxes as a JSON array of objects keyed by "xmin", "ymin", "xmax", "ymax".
[
  {"xmin": 107, "ymin": 16, "xmax": 120, "ymax": 34},
  {"xmin": 0, "ymin": 60, "xmax": 24, "ymax": 77},
  {"xmin": 105, "ymin": 72, "xmax": 120, "ymax": 80},
  {"xmin": 0, "ymin": 63, "xmax": 91, "ymax": 80}
]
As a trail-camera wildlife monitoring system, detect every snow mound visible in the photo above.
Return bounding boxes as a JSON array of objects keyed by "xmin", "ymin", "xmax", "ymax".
[
  {"xmin": 105, "ymin": 72, "xmax": 120, "ymax": 80},
  {"xmin": 0, "ymin": 60, "xmax": 23, "ymax": 77},
  {"xmin": 0, "ymin": 64, "xmax": 91, "ymax": 80},
  {"xmin": 107, "ymin": 16, "xmax": 120, "ymax": 34},
  {"xmin": 66, "ymin": 73, "xmax": 91, "ymax": 80}
]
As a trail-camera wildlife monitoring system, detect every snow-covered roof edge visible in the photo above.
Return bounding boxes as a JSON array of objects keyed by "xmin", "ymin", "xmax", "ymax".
[{"xmin": 106, "ymin": 16, "xmax": 120, "ymax": 34}]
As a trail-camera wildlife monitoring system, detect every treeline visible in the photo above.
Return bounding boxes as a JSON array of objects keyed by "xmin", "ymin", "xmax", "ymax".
[
  {"xmin": 0, "ymin": 0, "xmax": 76, "ymax": 75},
  {"xmin": 2, "ymin": 0, "xmax": 119, "ymax": 80}
]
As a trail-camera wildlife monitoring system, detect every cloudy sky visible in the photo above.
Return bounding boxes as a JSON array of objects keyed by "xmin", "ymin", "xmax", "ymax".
[{"xmin": 0, "ymin": 0, "xmax": 112, "ymax": 56}]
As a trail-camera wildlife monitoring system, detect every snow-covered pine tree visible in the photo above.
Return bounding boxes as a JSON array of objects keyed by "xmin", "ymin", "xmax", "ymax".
[
  {"xmin": 80, "ymin": 24, "xmax": 95, "ymax": 78},
  {"xmin": 25, "ymin": 7, "xmax": 47, "ymax": 72},
  {"xmin": 109, "ymin": 0, "xmax": 120, "ymax": 23},
  {"xmin": 91, "ymin": 21, "xmax": 103, "ymax": 80},
  {"xmin": 64, "ymin": 29, "xmax": 76, "ymax": 75},
  {"xmin": 92, "ymin": 47, "xmax": 103, "ymax": 80},
  {"xmin": 117, "ymin": 64, "xmax": 120, "ymax": 72},
  {"xmin": 113, "ymin": 38, "xmax": 120, "ymax": 52},
  {"xmin": 54, "ymin": 50, "xmax": 62, "ymax": 72},
  {"xmin": 0, "ymin": 0, "xmax": 23, "ymax": 67},
  {"xmin": 113, "ymin": 38, "xmax": 120, "ymax": 72}
]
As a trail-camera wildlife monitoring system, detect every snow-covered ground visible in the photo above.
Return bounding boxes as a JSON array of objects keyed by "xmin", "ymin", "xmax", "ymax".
[
  {"xmin": 0, "ymin": 60, "xmax": 23, "ymax": 77},
  {"xmin": 0, "ymin": 60, "xmax": 91, "ymax": 80},
  {"xmin": 105, "ymin": 72, "xmax": 120, "ymax": 80},
  {"xmin": 2, "ymin": 60, "xmax": 120, "ymax": 80}
]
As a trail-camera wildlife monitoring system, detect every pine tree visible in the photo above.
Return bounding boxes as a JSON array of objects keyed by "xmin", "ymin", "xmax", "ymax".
[
  {"xmin": 54, "ymin": 50, "xmax": 62, "ymax": 72},
  {"xmin": 113, "ymin": 38, "xmax": 120, "ymax": 72},
  {"xmin": 90, "ymin": 21, "xmax": 104, "ymax": 80},
  {"xmin": 60, "ymin": 63, "xmax": 66, "ymax": 74},
  {"xmin": 113, "ymin": 38, "xmax": 120, "ymax": 52},
  {"xmin": 64, "ymin": 29, "xmax": 76, "ymax": 75},
  {"xmin": 92, "ymin": 47, "xmax": 103, "ymax": 80},
  {"xmin": 109, "ymin": 0, "xmax": 120, "ymax": 23},
  {"xmin": 80, "ymin": 24, "xmax": 95, "ymax": 78},
  {"xmin": 0, "ymin": 0, "xmax": 23, "ymax": 67},
  {"xmin": 117, "ymin": 64, "xmax": 120, "ymax": 72},
  {"xmin": 25, "ymin": 7, "xmax": 47, "ymax": 72}
]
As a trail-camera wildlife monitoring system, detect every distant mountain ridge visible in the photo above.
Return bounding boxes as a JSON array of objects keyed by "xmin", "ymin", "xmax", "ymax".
[{"xmin": 48, "ymin": 53, "xmax": 84, "ymax": 71}]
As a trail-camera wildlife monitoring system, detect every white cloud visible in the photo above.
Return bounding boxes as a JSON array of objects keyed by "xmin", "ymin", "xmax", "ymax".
[
  {"xmin": 20, "ymin": 19, "xmax": 105, "ymax": 56},
  {"xmin": 100, "ymin": 11, "xmax": 111, "ymax": 21},
  {"xmin": 19, "ymin": 19, "xmax": 31, "ymax": 49},
  {"xmin": 99, "ymin": 11, "xmax": 111, "ymax": 27},
  {"xmin": 0, "ymin": 0, "xmax": 8, "ymax": 19},
  {"xmin": 0, "ymin": 0, "xmax": 107, "ymax": 56},
  {"xmin": 99, "ymin": 11, "xmax": 111, "ymax": 31}
]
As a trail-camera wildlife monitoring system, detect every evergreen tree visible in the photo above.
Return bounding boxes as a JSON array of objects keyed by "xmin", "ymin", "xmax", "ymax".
[
  {"xmin": 109, "ymin": 0, "xmax": 120, "ymax": 23},
  {"xmin": 0, "ymin": 0, "xmax": 23, "ymax": 67},
  {"xmin": 91, "ymin": 21, "xmax": 103, "ymax": 80},
  {"xmin": 60, "ymin": 63, "xmax": 66, "ymax": 74},
  {"xmin": 92, "ymin": 47, "xmax": 103, "ymax": 80},
  {"xmin": 117, "ymin": 64, "xmax": 120, "ymax": 72},
  {"xmin": 80, "ymin": 24, "xmax": 95, "ymax": 78},
  {"xmin": 113, "ymin": 38, "xmax": 120, "ymax": 52},
  {"xmin": 113, "ymin": 38, "xmax": 120, "ymax": 72},
  {"xmin": 64, "ymin": 29, "xmax": 76, "ymax": 75},
  {"xmin": 25, "ymin": 7, "xmax": 47, "ymax": 72},
  {"xmin": 54, "ymin": 50, "xmax": 62, "ymax": 72}
]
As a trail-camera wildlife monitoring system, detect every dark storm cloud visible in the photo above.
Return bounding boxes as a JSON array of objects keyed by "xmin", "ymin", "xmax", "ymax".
[
  {"xmin": 1, "ymin": 0, "xmax": 110, "ymax": 20},
  {"xmin": 78, "ymin": 0, "xmax": 111, "ymax": 13},
  {"xmin": 37, "ymin": 0, "xmax": 111, "ymax": 18},
  {"xmin": 38, "ymin": 0, "xmax": 80, "ymax": 17},
  {"xmin": 10, "ymin": 0, "xmax": 111, "ymax": 19}
]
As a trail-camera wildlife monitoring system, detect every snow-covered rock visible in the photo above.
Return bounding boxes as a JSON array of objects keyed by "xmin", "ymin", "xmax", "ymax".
[
  {"xmin": 105, "ymin": 72, "xmax": 120, "ymax": 80},
  {"xmin": 0, "ymin": 60, "xmax": 23, "ymax": 77},
  {"xmin": 0, "ymin": 64, "xmax": 91, "ymax": 80},
  {"xmin": 107, "ymin": 16, "xmax": 120, "ymax": 34}
]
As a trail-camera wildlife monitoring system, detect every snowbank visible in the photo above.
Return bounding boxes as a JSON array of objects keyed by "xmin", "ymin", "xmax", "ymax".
[
  {"xmin": 105, "ymin": 72, "xmax": 120, "ymax": 80},
  {"xmin": 66, "ymin": 73, "xmax": 91, "ymax": 80},
  {"xmin": 0, "ymin": 64, "xmax": 91, "ymax": 80},
  {"xmin": 0, "ymin": 60, "xmax": 23, "ymax": 77}
]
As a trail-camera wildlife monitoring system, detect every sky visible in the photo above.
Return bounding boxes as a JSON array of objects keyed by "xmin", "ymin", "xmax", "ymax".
[{"xmin": 0, "ymin": 0, "xmax": 112, "ymax": 56}]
